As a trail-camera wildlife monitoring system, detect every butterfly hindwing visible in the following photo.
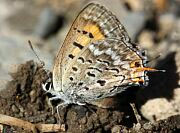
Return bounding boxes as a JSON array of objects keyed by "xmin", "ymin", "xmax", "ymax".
[{"xmin": 63, "ymin": 38, "xmax": 145, "ymax": 101}]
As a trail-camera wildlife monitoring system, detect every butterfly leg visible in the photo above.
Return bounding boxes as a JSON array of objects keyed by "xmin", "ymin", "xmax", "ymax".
[
  {"xmin": 48, "ymin": 95, "xmax": 65, "ymax": 115},
  {"xmin": 48, "ymin": 96, "xmax": 68, "ymax": 124},
  {"xmin": 56, "ymin": 102, "xmax": 68, "ymax": 125}
]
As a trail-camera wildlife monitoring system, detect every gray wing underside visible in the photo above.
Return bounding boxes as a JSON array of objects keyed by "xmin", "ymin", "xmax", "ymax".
[{"xmin": 63, "ymin": 38, "xmax": 142, "ymax": 101}]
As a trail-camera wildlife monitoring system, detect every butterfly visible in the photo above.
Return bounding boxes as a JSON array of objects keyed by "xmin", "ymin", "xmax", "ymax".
[{"xmin": 42, "ymin": 3, "xmax": 157, "ymax": 109}]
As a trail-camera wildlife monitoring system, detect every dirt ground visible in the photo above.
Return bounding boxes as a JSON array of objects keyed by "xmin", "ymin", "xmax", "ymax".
[{"xmin": 0, "ymin": 60, "xmax": 179, "ymax": 132}]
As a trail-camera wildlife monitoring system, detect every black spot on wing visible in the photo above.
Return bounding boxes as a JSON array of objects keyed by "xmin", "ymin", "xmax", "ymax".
[
  {"xmin": 87, "ymin": 59, "xmax": 93, "ymax": 64},
  {"xmin": 110, "ymin": 68, "xmax": 119, "ymax": 73},
  {"xmin": 84, "ymin": 87, "xmax": 89, "ymax": 90},
  {"xmin": 88, "ymin": 67, "xmax": 102, "ymax": 73},
  {"xmin": 78, "ymin": 82, "xmax": 83, "ymax": 86},
  {"xmin": 89, "ymin": 33, "xmax": 94, "ymax": 38},
  {"xmin": 134, "ymin": 62, "xmax": 141, "ymax": 67},
  {"xmin": 97, "ymin": 80, "xmax": 106, "ymax": 86},
  {"xmin": 72, "ymin": 67, "xmax": 78, "ymax": 71},
  {"xmin": 82, "ymin": 30, "xmax": 88, "ymax": 34},
  {"xmin": 69, "ymin": 77, "xmax": 73, "ymax": 81},
  {"xmin": 97, "ymin": 93, "xmax": 103, "ymax": 98},
  {"xmin": 97, "ymin": 59, "xmax": 110, "ymax": 66},
  {"xmin": 78, "ymin": 57, "xmax": 85, "ymax": 63},
  {"xmin": 68, "ymin": 54, "xmax": 75, "ymax": 59},
  {"xmin": 73, "ymin": 42, "xmax": 84, "ymax": 49},
  {"xmin": 87, "ymin": 72, "xmax": 95, "ymax": 77}
]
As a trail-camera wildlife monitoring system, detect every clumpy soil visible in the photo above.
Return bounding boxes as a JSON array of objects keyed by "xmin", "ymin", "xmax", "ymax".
[{"xmin": 0, "ymin": 60, "xmax": 180, "ymax": 132}]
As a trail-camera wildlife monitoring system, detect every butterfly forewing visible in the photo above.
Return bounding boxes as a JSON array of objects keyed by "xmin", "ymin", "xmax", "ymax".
[{"xmin": 53, "ymin": 3, "xmax": 131, "ymax": 92}]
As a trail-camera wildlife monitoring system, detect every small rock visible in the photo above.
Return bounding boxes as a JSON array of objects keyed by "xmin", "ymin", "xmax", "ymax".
[
  {"xmin": 158, "ymin": 13, "xmax": 176, "ymax": 39},
  {"xmin": 133, "ymin": 123, "xmax": 141, "ymax": 131},
  {"xmin": 143, "ymin": 122, "xmax": 153, "ymax": 130},
  {"xmin": 111, "ymin": 125, "xmax": 121, "ymax": 133},
  {"xmin": 29, "ymin": 89, "xmax": 36, "ymax": 103},
  {"xmin": 79, "ymin": 117, "xmax": 87, "ymax": 124},
  {"xmin": 138, "ymin": 30, "xmax": 154, "ymax": 49},
  {"xmin": 11, "ymin": 104, "xmax": 20, "ymax": 113},
  {"xmin": 111, "ymin": 125, "xmax": 128, "ymax": 133},
  {"xmin": 46, "ymin": 116, "xmax": 56, "ymax": 124}
]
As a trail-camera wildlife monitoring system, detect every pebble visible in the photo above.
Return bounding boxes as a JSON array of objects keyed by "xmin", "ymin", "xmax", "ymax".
[{"xmin": 11, "ymin": 104, "xmax": 20, "ymax": 113}]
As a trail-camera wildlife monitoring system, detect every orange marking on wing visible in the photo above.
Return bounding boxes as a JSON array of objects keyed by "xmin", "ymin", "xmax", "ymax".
[
  {"xmin": 71, "ymin": 24, "xmax": 105, "ymax": 56},
  {"xmin": 76, "ymin": 35, "xmax": 91, "ymax": 46},
  {"xmin": 84, "ymin": 24, "xmax": 105, "ymax": 40},
  {"xmin": 131, "ymin": 72, "xmax": 143, "ymax": 83}
]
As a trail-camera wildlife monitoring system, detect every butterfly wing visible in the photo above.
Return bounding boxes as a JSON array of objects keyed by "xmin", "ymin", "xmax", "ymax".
[
  {"xmin": 64, "ymin": 38, "xmax": 147, "ymax": 102},
  {"xmin": 53, "ymin": 3, "xmax": 131, "ymax": 92}
]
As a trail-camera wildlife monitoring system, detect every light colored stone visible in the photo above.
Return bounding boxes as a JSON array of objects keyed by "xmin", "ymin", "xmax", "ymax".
[
  {"xmin": 140, "ymin": 93, "xmax": 180, "ymax": 122},
  {"xmin": 138, "ymin": 30, "xmax": 154, "ymax": 49}
]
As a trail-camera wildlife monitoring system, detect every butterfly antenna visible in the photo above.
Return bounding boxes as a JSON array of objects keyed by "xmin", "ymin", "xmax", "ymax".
[
  {"xmin": 138, "ymin": 54, "xmax": 165, "ymax": 72},
  {"xmin": 28, "ymin": 40, "xmax": 45, "ymax": 67},
  {"xmin": 144, "ymin": 54, "xmax": 161, "ymax": 65}
]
